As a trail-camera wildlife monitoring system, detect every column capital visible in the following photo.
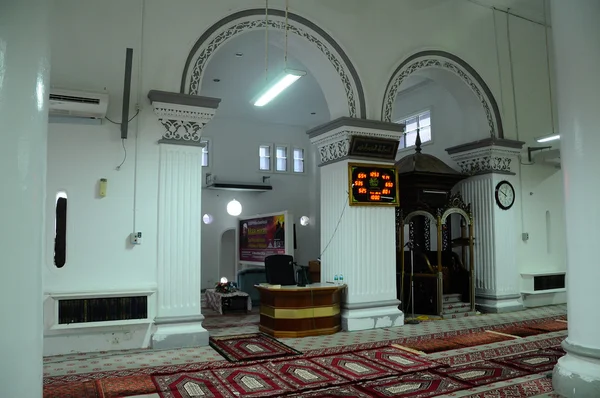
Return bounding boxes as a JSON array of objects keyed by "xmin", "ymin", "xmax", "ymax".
[
  {"xmin": 306, "ymin": 117, "xmax": 404, "ymax": 166},
  {"xmin": 148, "ymin": 90, "xmax": 221, "ymax": 146},
  {"xmin": 446, "ymin": 138, "xmax": 525, "ymax": 175}
]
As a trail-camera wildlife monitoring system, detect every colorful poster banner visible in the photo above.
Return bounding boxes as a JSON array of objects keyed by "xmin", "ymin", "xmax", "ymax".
[{"xmin": 239, "ymin": 213, "xmax": 286, "ymax": 263}]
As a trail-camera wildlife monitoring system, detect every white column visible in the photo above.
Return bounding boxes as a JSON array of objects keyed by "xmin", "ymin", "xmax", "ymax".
[
  {"xmin": 148, "ymin": 91, "xmax": 219, "ymax": 348},
  {"xmin": 153, "ymin": 144, "xmax": 207, "ymax": 348},
  {"xmin": 550, "ymin": 1, "xmax": 600, "ymax": 396},
  {"xmin": 447, "ymin": 139, "xmax": 524, "ymax": 312},
  {"xmin": 0, "ymin": 1, "xmax": 49, "ymax": 396},
  {"xmin": 308, "ymin": 118, "xmax": 404, "ymax": 331}
]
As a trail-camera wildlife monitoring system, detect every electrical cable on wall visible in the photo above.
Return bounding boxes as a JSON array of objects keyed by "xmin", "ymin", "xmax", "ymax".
[
  {"xmin": 116, "ymin": 139, "xmax": 127, "ymax": 170},
  {"xmin": 131, "ymin": 0, "xmax": 146, "ymax": 234},
  {"xmin": 104, "ymin": 109, "xmax": 140, "ymax": 126},
  {"xmin": 104, "ymin": 109, "xmax": 140, "ymax": 171},
  {"xmin": 319, "ymin": 193, "xmax": 349, "ymax": 258},
  {"xmin": 542, "ymin": 0, "xmax": 557, "ymax": 138}
]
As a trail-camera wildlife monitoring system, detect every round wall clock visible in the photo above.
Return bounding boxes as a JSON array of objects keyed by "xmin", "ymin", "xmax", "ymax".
[{"xmin": 495, "ymin": 180, "xmax": 515, "ymax": 210}]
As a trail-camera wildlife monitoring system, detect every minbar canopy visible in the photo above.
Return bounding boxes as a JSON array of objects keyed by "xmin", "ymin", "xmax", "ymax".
[{"xmin": 395, "ymin": 133, "xmax": 466, "ymax": 210}]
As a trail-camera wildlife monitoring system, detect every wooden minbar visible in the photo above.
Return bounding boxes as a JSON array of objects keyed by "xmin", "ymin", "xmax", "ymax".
[
  {"xmin": 395, "ymin": 132, "xmax": 475, "ymax": 318},
  {"xmin": 255, "ymin": 283, "xmax": 345, "ymax": 338}
]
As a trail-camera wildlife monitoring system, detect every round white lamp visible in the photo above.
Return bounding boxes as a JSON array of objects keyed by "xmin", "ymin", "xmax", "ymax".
[
  {"xmin": 202, "ymin": 214, "xmax": 213, "ymax": 224},
  {"xmin": 300, "ymin": 216, "xmax": 310, "ymax": 226},
  {"xmin": 226, "ymin": 199, "xmax": 242, "ymax": 216},
  {"xmin": 220, "ymin": 277, "xmax": 228, "ymax": 284}
]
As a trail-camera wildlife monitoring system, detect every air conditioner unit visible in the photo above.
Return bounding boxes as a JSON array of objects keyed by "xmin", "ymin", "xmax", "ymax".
[{"xmin": 49, "ymin": 89, "xmax": 109, "ymax": 119}]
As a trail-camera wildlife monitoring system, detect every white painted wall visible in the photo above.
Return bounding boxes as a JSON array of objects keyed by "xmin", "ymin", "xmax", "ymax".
[
  {"xmin": 508, "ymin": 16, "xmax": 565, "ymax": 275},
  {"xmin": 201, "ymin": 117, "xmax": 319, "ymax": 288},
  {"xmin": 45, "ymin": 120, "xmax": 157, "ymax": 293}
]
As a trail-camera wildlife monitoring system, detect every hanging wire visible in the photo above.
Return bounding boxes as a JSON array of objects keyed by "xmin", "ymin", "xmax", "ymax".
[
  {"xmin": 506, "ymin": 10, "xmax": 520, "ymax": 141},
  {"xmin": 116, "ymin": 138, "xmax": 127, "ymax": 170},
  {"xmin": 492, "ymin": 7, "xmax": 504, "ymax": 117},
  {"xmin": 542, "ymin": 0, "xmax": 556, "ymax": 134},
  {"xmin": 265, "ymin": 0, "xmax": 269, "ymax": 81},
  {"xmin": 284, "ymin": 0, "xmax": 289, "ymax": 69}
]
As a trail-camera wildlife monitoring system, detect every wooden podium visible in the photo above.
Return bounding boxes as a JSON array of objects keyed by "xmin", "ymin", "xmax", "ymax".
[{"xmin": 254, "ymin": 283, "xmax": 345, "ymax": 338}]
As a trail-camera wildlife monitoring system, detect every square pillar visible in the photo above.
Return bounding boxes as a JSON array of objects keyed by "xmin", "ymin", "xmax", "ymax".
[
  {"xmin": 446, "ymin": 138, "xmax": 524, "ymax": 313},
  {"xmin": 550, "ymin": 1, "xmax": 600, "ymax": 395},
  {"xmin": 307, "ymin": 118, "xmax": 404, "ymax": 331},
  {"xmin": 0, "ymin": 2, "xmax": 49, "ymax": 396},
  {"xmin": 148, "ymin": 91, "xmax": 220, "ymax": 348}
]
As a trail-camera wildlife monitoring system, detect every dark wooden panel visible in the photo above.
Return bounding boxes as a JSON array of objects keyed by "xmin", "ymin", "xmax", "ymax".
[
  {"xmin": 260, "ymin": 314, "xmax": 340, "ymax": 332},
  {"xmin": 257, "ymin": 287, "xmax": 341, "ymax": 308}
]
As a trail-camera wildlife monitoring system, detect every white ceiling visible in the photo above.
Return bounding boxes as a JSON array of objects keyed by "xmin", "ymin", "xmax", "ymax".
[
  {"xmin": 199, "ymin": 1, "xmax": 546, "ymax": 129},
  {"xmin": 201, "ymin": 30, "xmax": 330, "ymax": 129},
  {"xmin": 467, "ymin": 0, "xmax": 547, "ymax": 24}
]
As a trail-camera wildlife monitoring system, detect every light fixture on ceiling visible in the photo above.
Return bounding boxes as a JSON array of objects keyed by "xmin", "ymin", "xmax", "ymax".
[
  {"xmin": 536, "ymin": 134, "xmax": 560, "ymax": 143},
  {"xmin": 253, "ymin": 68, "xmax": 306, "ymax": 107},
  {"xmin": 226, "ymin": 199, "xmax": 242, "ymax": 216},
  {"xmin": 253, "ymin": 0, "xmax": 305, "ymax": 107}
]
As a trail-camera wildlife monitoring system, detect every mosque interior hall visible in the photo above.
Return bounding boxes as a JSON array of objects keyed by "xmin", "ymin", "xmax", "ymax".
[{"xmin": 1, "ymin": 0, "xmax": 599, "ymax": 397}]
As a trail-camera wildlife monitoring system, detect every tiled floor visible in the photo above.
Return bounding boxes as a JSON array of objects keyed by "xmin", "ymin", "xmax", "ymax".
[{"xmin": 43, "ymin": 304, "xmax": 567, "ymax": 397}]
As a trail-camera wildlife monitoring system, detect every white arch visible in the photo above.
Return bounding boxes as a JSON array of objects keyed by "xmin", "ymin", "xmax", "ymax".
[
  {"xmin": 182, "ymin": 9, "xmax": 366, "ymax": 119},
  {"xmin": 382, "ymin": 50, "xmax": 504, "ymax": 138}
]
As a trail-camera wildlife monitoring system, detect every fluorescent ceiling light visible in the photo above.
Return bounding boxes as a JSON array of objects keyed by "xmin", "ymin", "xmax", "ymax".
[
  {"xmin": 536, "ymin": 134, "xmax": 560, "ymax": 143},
  {"xmin": 253, "ymin": 69, "xmax": 306, "ymax": 107}
]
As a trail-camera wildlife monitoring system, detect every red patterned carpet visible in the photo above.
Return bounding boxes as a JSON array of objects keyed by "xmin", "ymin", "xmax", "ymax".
[
  {"xmin": 208, "ymin": 333, "xmax": 301, "ymax": 362},
  {"xmin": 43, "ymin": 315, "xmax": 568, "ymax": 397}
]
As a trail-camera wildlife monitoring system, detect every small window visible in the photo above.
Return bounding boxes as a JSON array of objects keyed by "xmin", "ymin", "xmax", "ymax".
[
  {"xmin": 259, "ymin": 145, "xmax": 272, "ymax": 171},
  {"xmin": 201, "ymin": 139, "xmax": 210, "ymax": 167},
  {"xmin": 396, "ymin": 109, "xmax": 431, "ymax": 149},
  {"xmin": 293, "ymin": 148, "xmax": 304, "ymax": 173},
  {"xmin": 54, "ymin": 191, "xmax": 67, "ymax": 268},
  {"xmin": 275, "ymin": 145, "xmax": 288, "ymax": 172}
]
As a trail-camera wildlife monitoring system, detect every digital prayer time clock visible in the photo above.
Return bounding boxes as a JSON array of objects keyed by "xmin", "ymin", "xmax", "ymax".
[{"xmin": 348, "ymin": 163, "xmax": 399, "ymax": 206}]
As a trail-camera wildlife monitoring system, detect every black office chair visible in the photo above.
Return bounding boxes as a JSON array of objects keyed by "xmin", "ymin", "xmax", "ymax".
[{"xmin": 264, "ymin": 255, "xmax": 296, "ymax": 286}]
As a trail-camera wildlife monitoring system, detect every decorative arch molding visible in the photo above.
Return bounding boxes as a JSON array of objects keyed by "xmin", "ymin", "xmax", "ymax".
[
  {"xmin": 381, "ymin": 50, "xmax": 504, "ymax": 138},
  {"xmin": 181, "ymin": 9, "xmax": 366, "ymax": 119}
]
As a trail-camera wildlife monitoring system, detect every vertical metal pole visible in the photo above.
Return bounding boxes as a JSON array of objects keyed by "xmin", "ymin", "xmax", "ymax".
[
  {"xmin": 121, "ymin": 48, "xmax": 133, "ymax": 139},
  {"xmin": 437, "ymin": 216, "xmax": 443, "ymax": 316},
  {"xmin": 400, "ymin": 219, "xmax": 405, "ymax": 312},
  {"xmin": 469, "ymin": 220, "xmax": 476, "ymax": 311}
]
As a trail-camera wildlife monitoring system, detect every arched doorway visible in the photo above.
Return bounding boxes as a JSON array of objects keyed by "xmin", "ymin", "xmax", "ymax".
[
  {"xmin": 219, "ymin": 228, "xmax": 237, "ymax": 282},
  {"xmin": 181, "ymin": 8, "xmax": 366, "ymax": 119}
]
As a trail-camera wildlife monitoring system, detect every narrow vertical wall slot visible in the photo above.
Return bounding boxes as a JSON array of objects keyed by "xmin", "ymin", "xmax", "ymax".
[
  {"xmin": 54, "ymin": 191, "xmax": 68, "ymax": 268},
  {"xmin": 545, "ymin": 210, "xmax": 551, "ymax": 254}
]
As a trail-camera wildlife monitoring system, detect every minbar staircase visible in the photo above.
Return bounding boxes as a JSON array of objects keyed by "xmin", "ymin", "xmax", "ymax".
[{"xmin": 441, "ymin": 293, "xmax": 477, "ymax": 319}]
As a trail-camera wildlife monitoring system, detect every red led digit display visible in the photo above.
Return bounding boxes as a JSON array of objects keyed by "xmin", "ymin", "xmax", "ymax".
[{"xmin": 348, "ymin": 163, "xmax": 399, "ymax": 206}]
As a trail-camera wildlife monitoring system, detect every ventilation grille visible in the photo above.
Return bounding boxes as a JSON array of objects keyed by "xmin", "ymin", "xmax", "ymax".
[
  {"xmin": 533, "ymin": 274, "xmax": 565, "ymax": 291},
  {"xmin": 58, "ymin": 296, "xmax": 148, "ymax": 324},
  {"xmin": 49, "ymin": 94, "xmax": 101, "ymax": 105}
]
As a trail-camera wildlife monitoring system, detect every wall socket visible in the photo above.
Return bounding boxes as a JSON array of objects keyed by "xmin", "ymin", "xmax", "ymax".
[
  {"xmin": 522, "ymin": 232, "xmax": 529, "ymax": 241},
  {"xmin": 130, "ymin": 232, "xmax": 142, "ymax": 245}
]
